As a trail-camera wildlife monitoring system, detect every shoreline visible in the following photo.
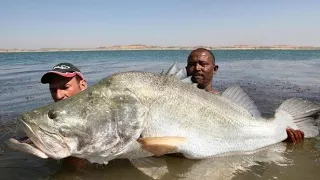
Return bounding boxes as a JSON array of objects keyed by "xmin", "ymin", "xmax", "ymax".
[{"xmin": 1, "ymin": 45, "xmax": 320, "ymax": 53}]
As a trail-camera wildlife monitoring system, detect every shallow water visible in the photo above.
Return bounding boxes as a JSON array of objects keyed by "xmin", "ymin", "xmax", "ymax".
[
  {"xmin": 1, "ymin": 139, "xmax": 320, "ymax": 180},
  {"xmin": 0, "ymin": 50, "xmax": 320, "ymax": 180}
]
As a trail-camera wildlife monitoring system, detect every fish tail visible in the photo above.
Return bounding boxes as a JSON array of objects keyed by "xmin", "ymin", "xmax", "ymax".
[{"xmin": 275, "ymin": 98, "xmax": 320, "ymax": 138}]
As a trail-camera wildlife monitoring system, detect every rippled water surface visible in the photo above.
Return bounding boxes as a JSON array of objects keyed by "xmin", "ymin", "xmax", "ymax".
[{"xmin": 0, "ymin": 50, "xmax": 320, "ymax": 180}]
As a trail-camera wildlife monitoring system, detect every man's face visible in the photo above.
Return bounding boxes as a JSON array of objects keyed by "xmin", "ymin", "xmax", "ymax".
[
  {"xmin": 186, "ymin": 51, "xmax": 215, "ymax": 89},
  {"xmin": 49, "ymin": 75, "xmax": 87, "ymax": 102}
]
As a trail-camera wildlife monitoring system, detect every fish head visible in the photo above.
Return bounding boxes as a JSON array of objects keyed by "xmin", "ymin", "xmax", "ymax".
[
  {"xmin": 15, "ymin": 94, "xmax": 103, "ymax": 159},
  {"xmin": 11, "ymin": 79, "xmax": 147, "ymax": 162},
  {"xmin": 16, "ymin": 107, "xmax": 73, "ymax": 159}
]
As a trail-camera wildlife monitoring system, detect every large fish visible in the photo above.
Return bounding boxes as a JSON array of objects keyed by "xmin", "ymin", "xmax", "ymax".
[{"xmin": 6, "ymin": 64, "xmax": 320, "ymax": 178}]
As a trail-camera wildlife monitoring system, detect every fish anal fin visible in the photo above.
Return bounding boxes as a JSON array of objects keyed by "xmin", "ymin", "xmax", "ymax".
[
  {"xmin": 137, "ymin": 137, "xmax": 186, "ymax": 156},
  {"xmin": 130, "ymin": 157, "xmax": 169, "ymax": 179}
]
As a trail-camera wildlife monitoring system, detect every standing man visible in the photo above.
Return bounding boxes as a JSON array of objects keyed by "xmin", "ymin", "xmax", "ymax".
[{"xmin": 185, "ymin": 48, "xmax": 304, "ymax": 143}]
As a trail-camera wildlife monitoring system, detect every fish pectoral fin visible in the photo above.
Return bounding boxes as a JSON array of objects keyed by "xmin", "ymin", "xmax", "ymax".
[
  {"xmin": 130, "ymin": 157, "xmax": 169, "ymax": 179},
  {"xmin": 137, "ymin": 137, "xmax": 186, "ymax": 156}
]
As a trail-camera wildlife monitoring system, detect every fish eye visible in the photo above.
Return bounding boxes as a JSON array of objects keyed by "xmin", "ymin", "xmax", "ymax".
[{"xmin": 48, "ymin": 109, "xmax": 58, "ymax": 119}]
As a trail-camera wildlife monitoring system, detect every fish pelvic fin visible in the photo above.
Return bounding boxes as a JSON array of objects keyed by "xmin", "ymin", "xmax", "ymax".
[
  {"xmin": 222, "ymin": 85, "xmax": 261, "ymax": 118},
  {"xmin": 137, "ymin": 137, "xmax": 187, "ymax": 156},
  {"xmin": 275, "ymin": 98, "xmax": 320, "ymax": 138},
  {"xmin": 130, "ymin": 157, "xmax": 169, "ymax": 179}
]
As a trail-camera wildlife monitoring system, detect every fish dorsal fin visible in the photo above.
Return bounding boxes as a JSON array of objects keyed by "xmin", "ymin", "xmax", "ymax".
[
  {"xmin": 165, "ymin": 62, "xmax": 189, "ymax": 80},
  {"xmin": 180, "ymin": 76, "xmax": 193, "ymax": 84},
  {"xmin": 166, "ymin": 62, "xmax": 180, "ymax": 75},
  {"xmin": 165, "ymin": 63, "xmax": 196, "ymax": 87},
  {"xmin": 130, "ymin": 157, "xmax": 169, "ymax": 179},
  {"xmin": 175, "ymin": 68, "xmax": 188, "ymax": 80},
  {"xmin": 222, "ymin": 85, "xmax": 261, "ymax": 117}
]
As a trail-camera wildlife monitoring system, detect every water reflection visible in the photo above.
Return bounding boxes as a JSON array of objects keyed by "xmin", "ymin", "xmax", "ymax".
[{"xmin": 2, "ymin": 138, "xmax": 312, "ymax": 180}]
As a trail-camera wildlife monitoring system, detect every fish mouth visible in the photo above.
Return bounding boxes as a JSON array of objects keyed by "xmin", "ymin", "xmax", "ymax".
[
  {"xmin": 6, "ymin": 138, "xmax": 49, "ymax": 159},
  {"xmin": 7, "ymin": 119, "xmax": 70, "ymax": 159}
]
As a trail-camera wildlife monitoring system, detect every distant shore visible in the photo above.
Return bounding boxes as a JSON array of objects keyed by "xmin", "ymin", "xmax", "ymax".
[{"xmin": 1, "ymin": 44, "xmax": 320, "ymax": 53}]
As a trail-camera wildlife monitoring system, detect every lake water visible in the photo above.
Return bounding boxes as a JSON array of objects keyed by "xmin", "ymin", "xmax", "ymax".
[{"xmin": 0, "ymin": 50, "xmax": 319, "ymax": 180}]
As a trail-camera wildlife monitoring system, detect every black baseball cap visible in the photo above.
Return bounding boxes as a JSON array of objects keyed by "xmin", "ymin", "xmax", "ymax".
[{"xmin": 41, "ymin": 63, "xmax": 85, "ymax": 84}]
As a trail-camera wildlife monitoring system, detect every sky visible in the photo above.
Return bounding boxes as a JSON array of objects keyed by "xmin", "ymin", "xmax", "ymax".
[{"xmin": 1, "ymin": 0, "xmax": 320, "ymax": 49}]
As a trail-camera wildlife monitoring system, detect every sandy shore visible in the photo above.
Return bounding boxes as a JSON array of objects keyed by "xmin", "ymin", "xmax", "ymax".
[{"xmin": 1, "ymin": 44, "xmax": 320, "ymax": 53}]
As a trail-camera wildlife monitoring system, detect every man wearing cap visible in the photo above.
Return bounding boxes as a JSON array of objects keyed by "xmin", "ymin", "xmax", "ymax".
[
  {"xmin": 41, "ymin": 63, "xmax": 87, "ymax": 102},
  {"xmin": 41, "ymin": 62, "xmax": 89, "ymax": 169}
]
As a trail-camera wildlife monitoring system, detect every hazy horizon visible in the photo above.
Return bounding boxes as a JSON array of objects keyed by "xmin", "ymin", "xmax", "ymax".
[{"xmin": 2, "ymin": 0, "xmax": 320, "ymax": 49}]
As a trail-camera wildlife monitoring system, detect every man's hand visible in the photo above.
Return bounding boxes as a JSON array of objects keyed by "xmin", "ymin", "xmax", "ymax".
[
  {"xmin": 63, "ymin": 157, "xmax": 91, "ymax": 171},
  {"xmin": 285, "ymin": 128, "xmax": 304, "ymax": 143}
]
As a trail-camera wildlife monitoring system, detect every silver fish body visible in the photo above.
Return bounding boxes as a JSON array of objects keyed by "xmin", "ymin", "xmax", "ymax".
[{"xmin": 7, "ymin": 70, "xmax": 320, "ymax": 165}]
